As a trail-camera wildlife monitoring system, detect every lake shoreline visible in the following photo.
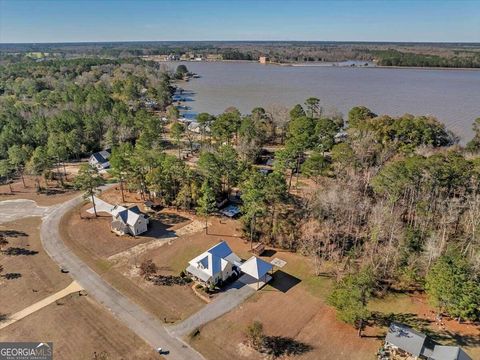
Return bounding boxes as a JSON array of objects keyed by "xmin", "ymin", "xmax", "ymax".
[{"xmin": 163, "ymin": 59, "xmax": 480, "ymax": 71}]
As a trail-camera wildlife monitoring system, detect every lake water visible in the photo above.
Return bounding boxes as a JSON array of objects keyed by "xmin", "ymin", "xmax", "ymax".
[{"xmin": 169, "ymin": 61, "xmax": 480, "ymax": 142}]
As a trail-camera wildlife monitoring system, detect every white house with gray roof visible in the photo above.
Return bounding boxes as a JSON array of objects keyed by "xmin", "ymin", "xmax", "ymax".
[
  {"xmin": 89, "ymin": 149, "xmax": 111, "ymax": 170},
  {"xmin": 111, "ymin": 205, "xmax": 149, "ymax": 236},
  {"xmin": 186, "ymin": 241, "xmax": 241, "ymax": 285}
]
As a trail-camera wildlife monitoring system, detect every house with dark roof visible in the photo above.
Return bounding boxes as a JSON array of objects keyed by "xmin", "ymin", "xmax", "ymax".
[
  {"xmin": 89, "ymin": 149, "xmax": 111, "ymax": 170},
  {"xmin": 385, "ymin": 323, "xmax": 436, "ymax": 359},
  {"xmin": 384, "ymin": 323, "xmax": 472, "ymax": 360},
  {"xmin": 111, "ymin": 205, "xmax": 149, "ymax": 236},
  {"xmin": 430, "ymin": 346, "xmax": 472, "ymax": 360},
  {"xmin": 186, "ymin": 241, "xmax": 241, "ymax": 285}
]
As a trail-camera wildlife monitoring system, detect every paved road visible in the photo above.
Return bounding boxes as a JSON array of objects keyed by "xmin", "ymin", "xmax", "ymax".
[
  {"xmin": 0, "ymin": 199, "xmax": 49, "ymax": 224},
  {"xmin": 169, "ymin": 281, "xmax": 255, "ymax": 337},
  {"xmin": 40, "ymin": 196, "xmax": 205, "ymax": 360}
]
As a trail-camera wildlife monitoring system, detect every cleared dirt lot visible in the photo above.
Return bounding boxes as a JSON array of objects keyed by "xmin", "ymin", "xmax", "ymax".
[
  {"xmin": 0, "ymin": 217, "xmax": 71, "ymax": 315},
  {"xmin": 0, "ymin": 293, "xmax": 157, "ymax": 360},
  {"xmin": 0, "ymin": 175, "xmax": 79, "ymax": 206}
]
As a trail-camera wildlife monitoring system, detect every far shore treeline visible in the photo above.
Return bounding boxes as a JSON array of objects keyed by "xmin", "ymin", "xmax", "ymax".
[
  {"xmin": 1, "ymin": 41, "xmax": 480, "ymax": 68},
  {"xmin": 1, "ymin": 56, "xmax": 480, "ymax": 332}
]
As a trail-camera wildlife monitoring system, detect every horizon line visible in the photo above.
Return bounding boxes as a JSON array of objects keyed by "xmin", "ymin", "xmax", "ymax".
[{"xmin": 1, "ymin": 39, "xmax": 480, "ymax": 46}]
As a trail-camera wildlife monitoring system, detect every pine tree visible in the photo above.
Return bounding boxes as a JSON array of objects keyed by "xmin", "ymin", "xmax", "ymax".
[
  {"xmin": 197, "ymin": 181, "xmax": 216, "ymax": 234},
  {"xmin": 74, "ymin": 164, "xmax": 105, "ymax": 217}
]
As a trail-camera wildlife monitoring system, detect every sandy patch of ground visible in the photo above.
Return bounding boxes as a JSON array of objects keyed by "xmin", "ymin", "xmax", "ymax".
[
  {"xmin": 107, "ymin": 219, "xmax": 208, "ymax": 265},
  {"xmin": 0, "ymin": 281, "xmax": 83, "ymax": 330},
  {"xmin": 99, "ymin": 186, "xmax": 146, "ymax": 207},
  {"xmin": 0, "ymin": 217, "xmax": 71, "ymax": 315},
  {"xmin": 0, "ymin": 294, "xmax": 157, "ymax": 360},
  {"xmin": 0, "ymin": 175, "xmax": 79, "ymax": 206}
]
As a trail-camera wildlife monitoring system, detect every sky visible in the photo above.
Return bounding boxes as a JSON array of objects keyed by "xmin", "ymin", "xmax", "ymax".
[{"xmin": 0, "ymin": 0, "xmax": 479, "ymax": 43}]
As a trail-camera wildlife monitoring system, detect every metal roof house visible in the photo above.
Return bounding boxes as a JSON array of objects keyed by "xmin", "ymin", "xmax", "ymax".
[
  {"xmin": 186, "ymin": 241, "xmax": 241, "ymax": 285},
  {"xmin": 111, "ymin": 205, "xmax": 149, "ymax": 236},
  {"xmin": 89, "ymin": 149, "xmax": 111, "ymax": 170},
  {"xmin": 430, "ymin": 346, "xmax": 472, "ymax": 360},
  {"xmin": 384, "ymin": 323, "xmax": 473, "ymax": 360},
  {"xmin": 385, "ymin": 323, "xmax": 436, "ymax": 359}
]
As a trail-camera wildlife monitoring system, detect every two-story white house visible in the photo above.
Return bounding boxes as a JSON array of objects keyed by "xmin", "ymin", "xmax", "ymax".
[
  {"xmin": 111, "ymin": 205, "xmax": 149, "ymax": 236},
  {"xmin": 186, "ymin": 241, "xmax": 241, "ymax": 285}
]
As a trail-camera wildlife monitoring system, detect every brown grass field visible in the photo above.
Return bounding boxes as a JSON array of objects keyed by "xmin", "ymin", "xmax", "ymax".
[
  {"xmin": 0, "ymin": 216, "xmax": 158, "ymax": 360},
  {"xmin": 0, "ymin": 217, "xmax": 71, "ymax": 314},
  {"xmin": 0, "ymin": 294, "xmax": 157, "ymax": 360},
  {"xmin": 60, "ymin": 191, "xmax": 208, "ymax": 323}
]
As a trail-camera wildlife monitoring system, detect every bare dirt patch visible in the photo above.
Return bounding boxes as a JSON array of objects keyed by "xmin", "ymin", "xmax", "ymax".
[
  {"xmin": 0, "ymin": 294, "xmax": 157, "ymax": 360},
  {"xmin": 0, "ymin": 217, "xmax": 70, "ymax": 315}
]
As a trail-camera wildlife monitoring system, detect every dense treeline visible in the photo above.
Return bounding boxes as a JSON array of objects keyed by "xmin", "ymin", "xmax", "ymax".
[
  {"xmin": 301, "ymin": 107, "xmax": 480, "ymax": 328},
  {"xmin": 374, "ymin": 49, "xmax": 480, "ymax": 68},
  {"xmin": 2, "ymin": 41, "xmax": 479, "ymax": 68},
  {"xmin": 0, "ymin": 58, "xmax": 174, "ymax": 187}
]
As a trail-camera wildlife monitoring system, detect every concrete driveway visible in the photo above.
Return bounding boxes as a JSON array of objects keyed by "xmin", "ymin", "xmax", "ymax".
[
  {"xmin": 168, "ymin": 281, "xmax": 255, "ymax": 337},
  {"xmin": 0, "ymin": 199, "xmax": 49, "ymax": 224},
  {"xmin": 86, "ymin": 196, "xmax": 115, "ymax": 215}
]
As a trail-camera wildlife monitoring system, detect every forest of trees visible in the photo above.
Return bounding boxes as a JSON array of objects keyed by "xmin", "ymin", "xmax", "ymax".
[
  {"xmin": 1, "ymin": 56, "xmax": 479, "ymax": 332},
  {"xmin": 2, "ymin": 41, "xmax": 479, "ymax": 68},
  {"xmin": 0, "ymin": 57, "xmax": 174, "ymax": 189},
  {"xmin": 374, "ymin": 49, "xmax": 480, "ymax": 68}
]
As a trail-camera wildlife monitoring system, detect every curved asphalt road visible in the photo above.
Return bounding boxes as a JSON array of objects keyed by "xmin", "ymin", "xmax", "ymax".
[{"xmin": 40, "ymin": 196, "xmax": 205, "ymax": 360}]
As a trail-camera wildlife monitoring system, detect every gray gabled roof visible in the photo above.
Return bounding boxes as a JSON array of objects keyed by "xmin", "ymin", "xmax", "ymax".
[
  {"xmin": 386, "ymin": 323, "xmax": 436, "ymax": 357},
  {"xmin": 90, "ymin": 149, "xmax": 111, "ymax": 164},
  {"xmin": 430, "ymin": 346, "xmax": 472, "ymax": 360},
  {"xmin": 112, "ymin": 205, "xmax": 145, "ymax": 227}
]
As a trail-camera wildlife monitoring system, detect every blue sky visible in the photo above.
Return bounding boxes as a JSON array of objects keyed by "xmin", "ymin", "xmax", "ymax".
[{"xmin": 0, "ymin": 0, "xmax": 479, "ymax": 43}]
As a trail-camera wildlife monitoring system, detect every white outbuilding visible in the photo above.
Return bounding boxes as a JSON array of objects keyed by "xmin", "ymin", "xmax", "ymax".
[{"xmin": 239, "ymin": 256, "xmax": 273, "ymax": 290}]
